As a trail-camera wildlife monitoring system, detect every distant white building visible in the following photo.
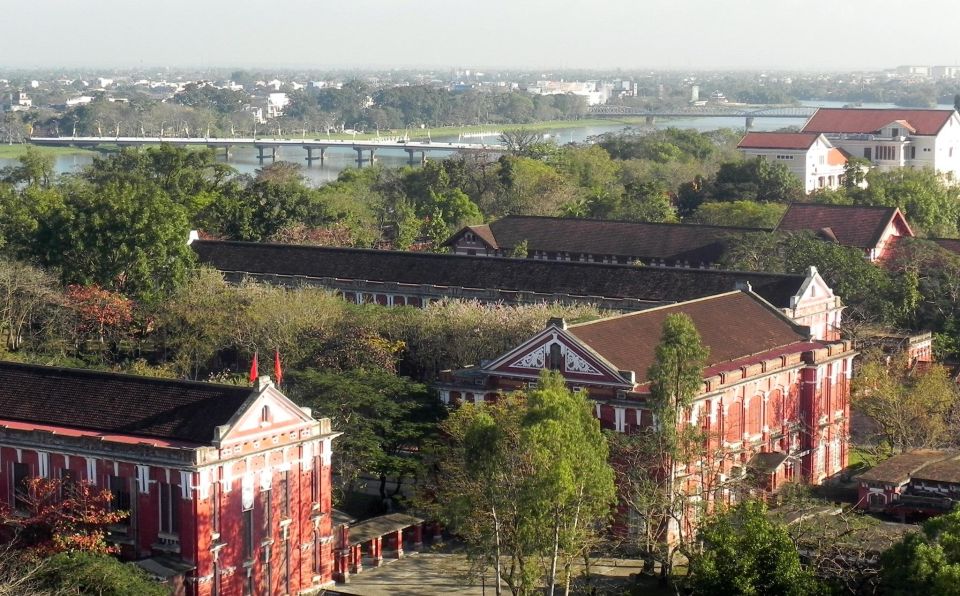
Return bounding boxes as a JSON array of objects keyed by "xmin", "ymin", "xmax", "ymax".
[
  {"xmin": 65, "ymin": 95, "xmax": 94, "ymax": 107},
  {"xmin": 266, "ymin": 93, "xmax": 289, "ymax": 119},
  {"xmin": 527, "ymin": 80, "xmax": 609, "ymax": 105},
  {"xmin": 801, "ymin": 108, "xmax": 960, "ymax": 181},
  {"xmin": 933, "ymin": 66, "xmax": 960, "ymax": 80},
  {"xmin": 96, "ymin": 77, "xmax": 114, "ymax": 88},
  {"xmin": 738, "ymin": 132, "xmax": 848, "ymax": 193}
]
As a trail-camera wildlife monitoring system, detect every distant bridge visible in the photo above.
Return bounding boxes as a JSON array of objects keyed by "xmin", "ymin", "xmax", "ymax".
[
  {"xmin": 27, "ymin": 136, "xmax": 508, "ymax": 165},
  {"xmin": 586, "ymin": 105, "xmax": 819, "ymax": 128}
]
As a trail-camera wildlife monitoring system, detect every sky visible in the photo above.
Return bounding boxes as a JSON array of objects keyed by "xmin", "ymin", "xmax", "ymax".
[{"xmin": 4, "ymin": 0, "xmax": 960, "ymax": 71}]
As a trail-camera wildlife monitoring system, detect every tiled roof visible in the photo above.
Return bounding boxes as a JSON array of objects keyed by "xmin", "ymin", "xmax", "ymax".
[
  {"xmin": 738, "ymin": 132, "xmax": 821, "ymax": 150},
  {"xmin": 567, "ymin": 292, "xmax": 812, "ymax": 383},
  {"xmin": 192, "ymin": 240, "xmax": 806, "ymax": 308},
  {"xmin": 858, "ymin": 450, "xmax": 956, "ymax": 484},
  {"xmin": 0, "ymin": 361, "xmax": 253, "ymax": 445},
  {"xmin": 775, "ymin": 203, "xmax": 906, "ymax": 249},
  {"xmin": 802, "ymin": 108, "xmax": 954, "ymax": 136},
  {"xmin": 464, "ymin": 224, "xmax": 498, "ymax": 249},
  {"xmin": 932, "ymin": 238, "xmax": 960, "ymax": 255},
  {"xmin": 447, "ymin": 216, "xmax": 765, "ymax": 263}
]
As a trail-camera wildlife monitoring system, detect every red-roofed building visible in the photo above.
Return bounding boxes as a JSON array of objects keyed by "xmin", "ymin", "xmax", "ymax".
[
  {"xmin": 776, "ymin": 203, "xmax": 914, "ymax": 262},
  {"xmin": 0, "ymin": 363, "xmax": 339, "ymax": 595},
  {"xmin": 801, "ymin": 108, "xmax": 960, "ymax": 180},
  {"xmin": 438, "ymin": 291, "xmax": 856, "ymax": 539},
  {"xmin": 737, "ymin": 132, "xmax": 847, "ymax": 192}
]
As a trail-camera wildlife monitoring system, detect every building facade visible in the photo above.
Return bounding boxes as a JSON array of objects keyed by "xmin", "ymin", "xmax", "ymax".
[
  {"xmin": 858, "ymin": 450, "xmax": 960, "ymax": 518},
  {"xmin": 0, "ymin": 363, "xmax": 338, "ymax": 595},
  {"xmin": 438, "ymin": 291, "xmax": 856, "ymax": 525},
  {"xmin": 801, "ymin": 108, "xmax": 960, "ymax": 180},
  {"xmin": 737, "ymin": 132, "xmax": 848, "ymax": 193}
]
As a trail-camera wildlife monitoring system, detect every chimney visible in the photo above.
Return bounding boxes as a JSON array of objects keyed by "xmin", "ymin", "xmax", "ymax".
[{"xmin": 547, "ymin": 317, "xmax": 567, "ymax": 330}]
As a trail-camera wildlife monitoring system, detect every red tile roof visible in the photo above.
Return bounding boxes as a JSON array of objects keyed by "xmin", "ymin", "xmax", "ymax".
[
  {"xmin": 775, "ymin": 203, "xmax": 910, "ymax": 249},
  {"xmin": 0, "ymin": 361, "xmax": 254, "ymax": 444},
  {"xmin": 567, "ymin": 291, "xmax": 812, "ymax": 383},
  {"xmin": 738, "ymin": 132, "xmax": 821, "ymax": 150},
  {"xmin": 445, "ymin": 216, "xmax": 765, "ymax": 264},
  {"xmin": 802, "ymin": 108, "xmax": 955, "ymax": 136}
]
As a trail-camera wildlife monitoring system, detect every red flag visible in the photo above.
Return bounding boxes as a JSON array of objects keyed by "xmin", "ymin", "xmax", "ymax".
[
  {"xmin": 249, "ymin": 352, "xmax": 259, "ymax": 383},
  {"xmin": 274, "ymin": 350, "xmax": 283, "ymax": 386}
]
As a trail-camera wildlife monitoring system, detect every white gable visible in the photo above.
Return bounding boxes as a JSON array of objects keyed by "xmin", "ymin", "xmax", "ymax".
[{"xmin": 217, "ymin": 379, "xmax": 315, "ymax": 445}]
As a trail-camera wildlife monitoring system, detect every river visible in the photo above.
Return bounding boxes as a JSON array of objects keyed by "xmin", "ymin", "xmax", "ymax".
[{"xmin": 2, "ymin": 100, "xmax": 953, "ymax": 186}]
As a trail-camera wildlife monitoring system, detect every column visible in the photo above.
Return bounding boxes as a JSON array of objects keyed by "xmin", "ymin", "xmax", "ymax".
[
  {"xmin": 413, "ymin": 524, "xmax": 423, "ymax": 551},
  {"xmin": 372, "ymin": 536, "xmax": 383, "ymax": 567},
  {"xmin": 432, "ymin": 522, "xmax": 443, "ymax": 545},
  {"xmin": 393, "ymin": 529, "xmax": 404, "ymax": 559},
  {"xmin": 351, "ymin": 543, "xmax": 362, "ymax": 574}
]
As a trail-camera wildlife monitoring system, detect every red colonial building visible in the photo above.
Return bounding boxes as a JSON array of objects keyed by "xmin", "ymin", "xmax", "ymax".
[
  {"xmin": 438, "ymin": 291, "xmax": 856, "ymax": 527},
  {"xmin": 0, "ymin": 362, "xmax": 338, "ymax": 595},
  {"xmin": 775, "ymin": 203, "xmax": 914, "ymax": 262}
]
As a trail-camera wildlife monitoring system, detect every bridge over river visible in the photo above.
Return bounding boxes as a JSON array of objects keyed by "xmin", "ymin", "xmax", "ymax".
[
  {"xmin": 586, "ymin": 105, "xmax": 819, "ymax": 129},
  {"xmin": 28, "ymin": 136, "xmax": 509, "ymax": 165}
]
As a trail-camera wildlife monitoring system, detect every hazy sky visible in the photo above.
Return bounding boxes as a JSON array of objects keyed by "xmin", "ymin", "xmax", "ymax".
[{"xmin": 4, "ymin": 0, "xmax": 960, "ymax": 71}]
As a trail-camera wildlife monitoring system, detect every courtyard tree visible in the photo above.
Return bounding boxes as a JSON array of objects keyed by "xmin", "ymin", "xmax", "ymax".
[
  {"xmin": 426, "ymin": 371, "xmax": 615, "ymax": 596},
  {"xmin": 687, "ymin": 500, "xmax": 820, "ymax": 596},
  {"xmin": 646, "ymin": 313, "xmax": 709, "ymax": 577}
]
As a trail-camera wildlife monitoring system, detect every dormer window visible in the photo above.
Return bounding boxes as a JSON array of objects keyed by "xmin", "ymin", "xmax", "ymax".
[
  {"xmin": 465, "ymin": 232, "xmax": 475, "ymax": 241},
  {"xmin": 891, "ymin": 128, "xmax": 899, "ymax": 138}
]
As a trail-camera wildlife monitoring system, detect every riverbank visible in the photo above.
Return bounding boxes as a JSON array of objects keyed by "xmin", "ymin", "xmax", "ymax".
[
  {"xmin": 0, "ymin": 144, "xmax": 99, "ymax": 158},
  {"xmin": 298, "ymin": 117, "xmax": 655, "ymax": 142}
]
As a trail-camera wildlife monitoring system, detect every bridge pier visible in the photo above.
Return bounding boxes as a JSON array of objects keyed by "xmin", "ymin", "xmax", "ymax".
[
  {"xmin": 256, "ymin": 145, "xmax": 276, "ymax": 161},
  {"xmin": 405, "ymin": 148, "xmax": 427, "ymax": 165},
  {"xmin": 209, "ymin": 145, "xmax": 230, "ymax": 160},
  {"xmin": 354, "ymin": 148, "xmax": 376, "ymax": 166},
  {"xmin": 745, "ymin": 117, "xmax": 755, "ymax": 131},
  {"xmin": 645, "ymin": 115, "xmax": 655, "ymax": 125},
  {"xmin": 305, "ymin": 146, "xmax": 326, "ymax": 164}
]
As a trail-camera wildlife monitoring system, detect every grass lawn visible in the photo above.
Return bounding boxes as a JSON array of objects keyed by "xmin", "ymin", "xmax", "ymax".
[{"xmin": 0, "ymin": 144, "xmax": 98, "ymax": 158}]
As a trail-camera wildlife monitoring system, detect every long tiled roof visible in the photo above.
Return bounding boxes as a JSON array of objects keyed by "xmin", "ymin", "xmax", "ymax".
[
  {"xmin": 802, "ymin": 108, "xmax": 954, "ymax": 136},
  {"xmin": 0, "ymin": 361, "xmax": 252, "ymax": 445},
  {"xmin": 192, "ymin": 240, "xmax": 806, "ymax": 308},
  {"xmin": 447, "ymin": 216, "xmax": 766, "ymax": 263},
  {"xmin": 567, "ymin": 291, "xmax": 813, "ymax": 383},
  {"xmin": 738, "ymin": 132, "xmax": 822, "ymax": 150},
  {"xmin": 775, "ymin": 203, "xmax": 906, "ymax": 249}
]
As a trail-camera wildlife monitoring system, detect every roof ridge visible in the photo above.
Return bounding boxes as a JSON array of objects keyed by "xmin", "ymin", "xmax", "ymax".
[
  {"xmin": 492, "ymin": 215, "xmax": 769, "ymax": 232},
  {"xmin": 194, "ymin": 239, "xmax": 805, "ymax": 279},
  {"xmin": 567, "ymin": 290, "xmax": 744, "ymax": 329},
  {"xmin": 0, "ymin": 360, "xmax": 252, "ymax": 394}
]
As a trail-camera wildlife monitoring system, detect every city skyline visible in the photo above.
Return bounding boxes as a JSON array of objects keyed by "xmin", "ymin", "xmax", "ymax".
[{"xmin": 4, "ymin": 0, "xmax": 960, "ymax": 71}]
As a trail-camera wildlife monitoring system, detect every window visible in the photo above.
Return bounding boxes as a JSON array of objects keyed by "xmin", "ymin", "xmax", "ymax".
[
  {"xmin": 910, "ymin": 146, "xmax": 917, "ymax": 159},
  {"xmin": 211, "ymin": 482, "xmax": 221, "ymax": 536},
  {"xmin": 279, "ymin": 471, "xmax": 290, "ymax": 518},
  {"xmin": 242, "ymin": 508, "xmax": 255, "ymax": 560},
  {"xmin": 864, "ymin": 147, "xmax": 872, "ymax": 159},
  {"xmin": 261, "ymin": 406, "xmax": 271, "ymax": 424},
  {"xmin": 282, "ymin": 538, "xmax": 291, "ymax": 593},
  {"xmin": 262, "ymin": 488, "xmax": 272, "ymax": 536},
  {"xmin": 548, "ymin": 343, "xmax": 563, "ymax": 371},
  {"xmin": 313, "ymin": 530, "xmax": 321, "ymax": 574},
  {"xmin": 158, "ymin": 482, "xmax": 179, "ymax": 535},
  {"xmin": 12, "ymin": 462, "xmax": 30, "ymax": 511},
  {"xmin": 109, "ymin": 476, "xmax": 131, "ymax": 513},
  {"xmin": 891, "ymin": 128, "xmax": 900, "ymax": 138}
]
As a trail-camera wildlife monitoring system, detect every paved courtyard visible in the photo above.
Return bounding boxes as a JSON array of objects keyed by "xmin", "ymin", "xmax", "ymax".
[{"xmin": 324, "ymin": 548, "xmax": 645, "ymax": 596}]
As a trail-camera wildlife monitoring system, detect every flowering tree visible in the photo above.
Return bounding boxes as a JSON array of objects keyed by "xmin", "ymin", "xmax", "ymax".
[
  {"xmin": 1, "ymin": 477, "xmax": 126, "ymax": 556},
  {"xmin": 66, "ymin": 284, "xmax": 134, "ymax": 346}
]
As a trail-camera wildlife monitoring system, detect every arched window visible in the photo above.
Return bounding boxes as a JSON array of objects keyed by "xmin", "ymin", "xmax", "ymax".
[
  {"xmin": 261, "ymin": 405, "xmax": 271, "ymax": 424},
  {"xmin": 549, "ymin": 343, "xmax": 563, "ymax": 371}
]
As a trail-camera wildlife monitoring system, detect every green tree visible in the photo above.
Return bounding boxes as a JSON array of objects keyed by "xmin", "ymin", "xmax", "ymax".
[
  {"xmin": 687, "ymin": 501, "xmax": 820, "ymax": 596},
  {"xmin": 0, "ymin": 146, "xmax": 55, "ymax": 188},
  {"xmin": 712, "ymin": 157, "xmax": 804, "ymax": 204},
  {"xmin": 36, "ymin": 180, "xmax": 193, "ymax": 302},
  {"xmin": 852, "ymin": 349, "xmax": 960, "ymax": 454},
  {"xmin": 646, "ymin": 313, "xmax": 709, "ymax": 577},
  {"xmin": 691, "ymin": 200, "xmax": 786, "ymax": 228},
  {"xmin": 880, "ymin": 508, "xmax": 960, "ymax": 595},
  {"xmin": 850, "ymin": 168, "xmax": 960, "ymax": 237},
  {"xmin": 37, "ymin": 551, "xmax": 167, "ymax": 596},
  {"xmin": 426, "ymin": 371, "xmax": 615, "ymax": 596},
  {"xmin": 288, "ymin": 368, "xmax": 443, "ymax": 502}
]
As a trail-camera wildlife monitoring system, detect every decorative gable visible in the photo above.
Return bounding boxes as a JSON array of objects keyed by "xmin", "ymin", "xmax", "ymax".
[
  {"xmin": 216, "ymin": 379, "xmax": 316, "ymax": 445},
  {"xmin": 485, "ymin": 326, "xmax": 632, "ymax": 387},
  {"xmin": 790, "ymin": 267, "xmax": 836, "ymax": 309}
]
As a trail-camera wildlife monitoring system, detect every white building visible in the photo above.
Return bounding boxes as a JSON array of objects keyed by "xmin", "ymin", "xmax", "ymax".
[
  {"xmin": 801, "ymin": 108, "xmax": 960, "ymax": 181},
  {"xmin": 266, "ymin": 93, "xmax": 289, "ymax": 119},
  {"xmin": 527, "ymin": 80, "xmax": 610, "ymax": 105},
  {"xmin": 737, "ymin": 132, "xmax": 848, "ymax": 193}
]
